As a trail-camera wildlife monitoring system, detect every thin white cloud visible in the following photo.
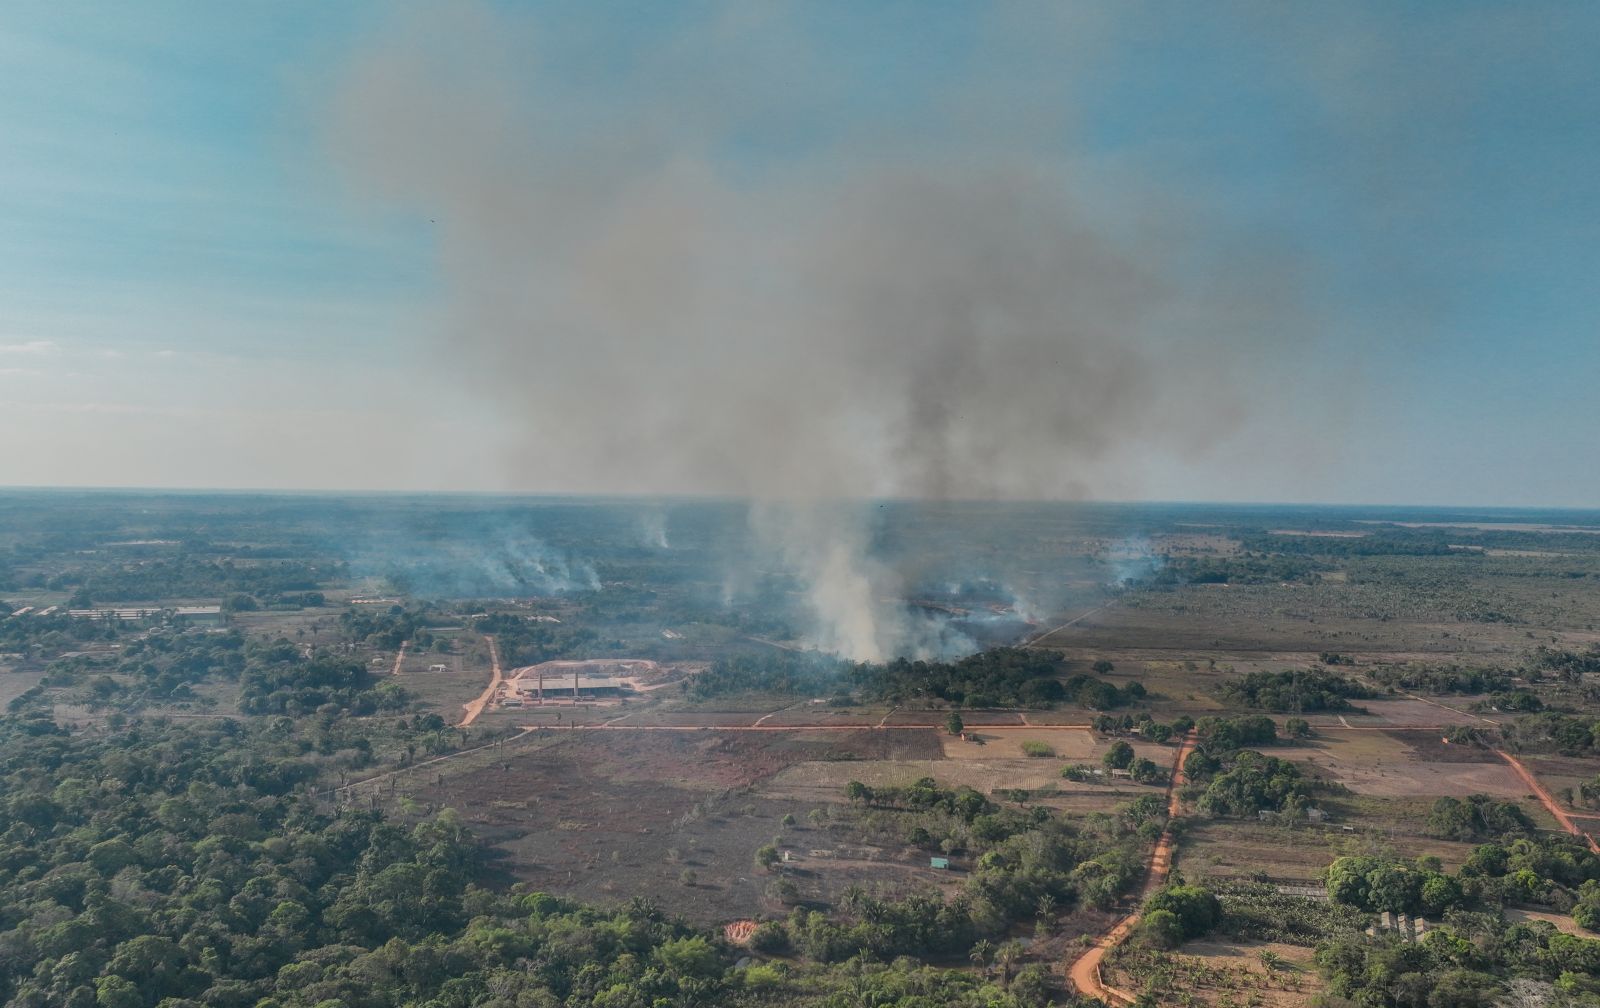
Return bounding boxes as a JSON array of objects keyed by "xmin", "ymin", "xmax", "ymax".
[
  {"xmin": 0, "ymin": 367, "xmax": 41, "ymax": 377},
  {"xmin": 0, "ymin": 339, "xmax": 57, "ymax": 354},
  {"xmin": 25, "ymin": 401, "xmax": 209, "ymax": 418}
]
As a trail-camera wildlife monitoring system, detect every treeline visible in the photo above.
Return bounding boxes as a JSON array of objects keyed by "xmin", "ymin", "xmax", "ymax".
[
  {"xmin": 1218, "ymin": 668, "xmax": 1374, "ymax": 712},
  {"xmin": 690, "ymin": 646, "xmax": 1137, "ymax": 711},
  {"xmin": 1501, "ymin": 713, "xmax": 1600, "ymax": 757},
  {"xmin": 1527, "ymin": 645, "xmax": 1600, "ymax": 680},
  {"xmin": 37, "ymin": 556, "xmax": 331, "ymax": 606},
  {"xmin": 1240, "ymin": 531, "xmax": 1465, "ymax": 557},
  {"xmin": 1368, "ymin": 662, "xmax": 1513, "ymax": 695},
  {"xmin": 1138, "ymin": 554, "xmax": 1325, "ymax": 587},
  {"xmin": 687, "ymin": 650, "xmax": 846, "ymax": 699},
  {"xmin": 857, "ymin": 648, "xmax": 1073, "ymax": 708}
]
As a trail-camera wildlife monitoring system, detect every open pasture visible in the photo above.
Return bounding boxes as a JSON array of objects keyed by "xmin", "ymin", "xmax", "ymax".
[{"xmin": 1281, "ymin": 730, "xmax": 1529, "ymax": 799}]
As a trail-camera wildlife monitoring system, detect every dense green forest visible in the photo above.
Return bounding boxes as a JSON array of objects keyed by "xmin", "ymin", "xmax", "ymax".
[{"xmin": 0, "ymin": 709, "xmax": 1080, "ymax": 1008}]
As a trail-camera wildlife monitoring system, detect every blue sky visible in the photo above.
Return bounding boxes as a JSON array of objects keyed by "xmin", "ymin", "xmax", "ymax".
[{"xmin": 1, "ymin": 2, "xmax": 1597, "ymax": 505}]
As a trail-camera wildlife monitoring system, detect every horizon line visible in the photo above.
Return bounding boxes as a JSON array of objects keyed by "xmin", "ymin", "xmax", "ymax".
[{"xmin": 0, "ymin": 483, "xmax": 1596, "ymax": 514}]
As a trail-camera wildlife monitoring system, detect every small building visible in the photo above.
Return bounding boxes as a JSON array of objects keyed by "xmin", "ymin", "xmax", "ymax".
[
  {"xmin": 173, "ymin": 605, "xmax": 225, "ymax": 627},
  {"xmin": 930, "ymin": 857, "xmax": 950, "ymax": 870},
  {"xmin": 428, "ymin": 663, "xmax": 448, "ymax": 673}
]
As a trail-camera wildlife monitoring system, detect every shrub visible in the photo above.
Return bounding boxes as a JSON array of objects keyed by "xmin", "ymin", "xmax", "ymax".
[
  {"xmin": 750, "ymin": 921, "xmax": 790, "ymax": 953},
  {"xmin": 1145, "ymin": 885, "xmax": 1222, "ymax": 939},
  {"xmin": 1020, "ymin": 740, "xmax": 1055, "ymax": 758},
  {"xmin": 1139, "ymin": 908, "xmax": 1185, "ymax": 949}
]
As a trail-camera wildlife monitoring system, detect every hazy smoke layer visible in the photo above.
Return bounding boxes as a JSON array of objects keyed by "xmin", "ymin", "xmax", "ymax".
[{"xmin": 329, "ymin": 6, "xmax": 1289, "ymax": 659}]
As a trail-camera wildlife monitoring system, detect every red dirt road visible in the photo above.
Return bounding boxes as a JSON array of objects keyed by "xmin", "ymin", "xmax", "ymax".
[
  {"xmin": 1066, "ymin": 732, "xmax": 1196, "ymax": 1005},
  {"xmin": 1496, "ymin": 748, "xmax": 1600, "ymax": 854},
  {"xmin": 458, "ymin": 635, "xmax": 502, "ymax": 729}
]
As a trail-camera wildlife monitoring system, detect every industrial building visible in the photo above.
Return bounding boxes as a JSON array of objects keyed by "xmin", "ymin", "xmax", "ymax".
[{"xmin": 507, "ymin": 674, "xmax": 633, "ymax": 701}]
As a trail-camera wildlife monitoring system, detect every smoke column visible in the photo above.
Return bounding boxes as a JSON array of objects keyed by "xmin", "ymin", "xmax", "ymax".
[{"xmin": 328, "ymin": 5, "xmax": 1296, "ymax": 659}]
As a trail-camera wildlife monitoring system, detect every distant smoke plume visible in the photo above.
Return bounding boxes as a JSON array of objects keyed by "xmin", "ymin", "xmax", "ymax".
[{"xmin": 328, "ymin": 5, "xmax": 1293, "ymax": 659}]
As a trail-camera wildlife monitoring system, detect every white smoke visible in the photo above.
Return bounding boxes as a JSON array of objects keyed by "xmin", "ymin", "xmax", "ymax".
[{"xmin": 326, "ymin": 4, "xmax": 1296, "ymax": 658}]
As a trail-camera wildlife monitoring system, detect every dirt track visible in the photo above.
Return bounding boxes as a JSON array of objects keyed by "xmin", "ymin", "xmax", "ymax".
[
  {"xmin": 1066, "ymin": 731, "xmax": 1196, "ymax": 1005},
  {"xmin": 1025, "ymin": 601, "xmax": 1115, "ymax": 646},
  {"xmin": 1496, "ymin": 748, "xmax": 1600, "ymax": 854},
  {"xmin": 458, "ymin": 635, "xmax": 502, "ymax": 728}
]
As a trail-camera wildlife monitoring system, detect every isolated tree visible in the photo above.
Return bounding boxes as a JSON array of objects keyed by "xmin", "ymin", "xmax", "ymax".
[
  {"xmin": 945, "ymin": 711, "xmax": 964, "ymax": 735},
  {"xmin": 1092, "ymin": 659, "xmax": 1115, "ymax": 675},
  {"xmin": 1129, "ymin": 757, "xmax": 1162, "ymax": 784},
  {"xmin": 994, "ymin": 940, "xmax": 1024, "ymax": 986},
  {"xmin": 1103, "ymin": 740, "xmax": 1135, "ymax": 770}
]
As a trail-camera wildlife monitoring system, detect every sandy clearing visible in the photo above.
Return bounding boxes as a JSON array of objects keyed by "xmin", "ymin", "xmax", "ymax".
[
  {"xmin": 940, "ymin": 727, "xmax": 1099, "ymax": 760},
  {"xmin": 1280, "ymin": 735, "xmax": 1527, "ymax": 798},
  {"xmin": 1505, "ymin": 907, "xmax": 1590, "ymax": 937}
]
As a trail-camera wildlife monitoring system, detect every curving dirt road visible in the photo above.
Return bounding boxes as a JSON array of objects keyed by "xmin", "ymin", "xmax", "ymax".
[
  {"xmin": 1496, "ymin": 748, "xmax": 1600, "ymax": 854},
  {"xmin": 457, "ymin": 635, "xmax": 502, "ymax": 728},
  {"xmin": 1066, "ymin": 731, "xmax": 1196, "ymax": 1005}
]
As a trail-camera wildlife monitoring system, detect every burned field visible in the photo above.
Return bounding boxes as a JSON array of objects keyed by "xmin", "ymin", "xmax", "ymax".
[{"xmin": 410, "ymin": 727, "xmax": 946, "ymax": 921}]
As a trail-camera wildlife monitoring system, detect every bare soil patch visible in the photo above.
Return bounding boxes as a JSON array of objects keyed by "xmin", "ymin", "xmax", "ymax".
[{"xmin": 1278, "ymin": 733, "xmax": 1526, "ymax": 799}]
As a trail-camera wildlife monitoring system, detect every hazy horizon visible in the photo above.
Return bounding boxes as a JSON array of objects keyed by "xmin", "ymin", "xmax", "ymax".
[
  {"xmin": 3, "ymin": 2, "xmax": 1598, "ymax": 507},
  {"xmin": 6, "ymin": 483, "xmax": 1600, "ymax": 517}
]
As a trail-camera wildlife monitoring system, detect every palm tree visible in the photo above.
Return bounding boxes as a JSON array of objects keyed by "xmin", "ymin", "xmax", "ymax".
[
  {"xmin": 994, "ymin": 940, "xmax": 1024, "ymax": 987},
  {"xmin": 840, "ymin": 884, "xmax": 867, "ymax": 914},
  {"xmin": 968, "ymin": 939, "xmax": 994, "ymax": 975},
  {"xmin": 1035, "ymin": 893, "xmax": 1058, "ymax": 933}
]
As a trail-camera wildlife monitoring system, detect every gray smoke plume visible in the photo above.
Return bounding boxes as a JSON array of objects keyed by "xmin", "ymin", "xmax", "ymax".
[{"xmin": 327, "ymin": 5, "xmax": 1296, "ymax": 659}]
